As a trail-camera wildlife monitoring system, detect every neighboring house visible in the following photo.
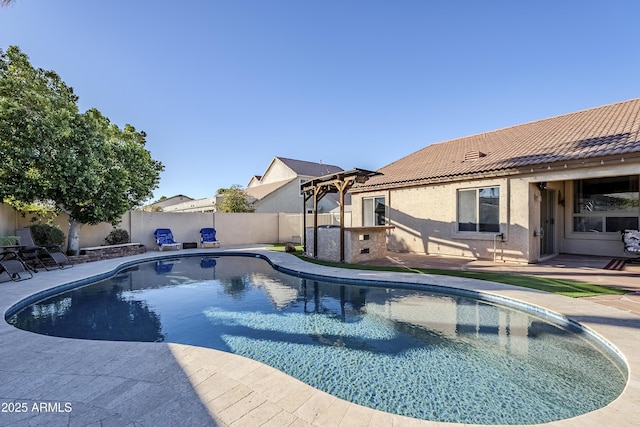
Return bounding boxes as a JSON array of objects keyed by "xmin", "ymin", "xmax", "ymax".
[
  {"xmin": 246, "ymin": 157, "xmax": 345, "ymax": 213},
  {"xmin": 351, "ymin": 99, "xmax": 640, "ymax": 263},
  {"xmin": 144, "ymin": 195, "xmax": 194, "ymax": 211},
  {"xmin": 161, "ymin": 196, "xmax": 218, "ymax": 213}
]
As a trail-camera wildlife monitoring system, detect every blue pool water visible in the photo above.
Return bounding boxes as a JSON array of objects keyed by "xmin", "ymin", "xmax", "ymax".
[{"xmin": 7, "ymin": 255, "xmax": 626, "ymax": 424}]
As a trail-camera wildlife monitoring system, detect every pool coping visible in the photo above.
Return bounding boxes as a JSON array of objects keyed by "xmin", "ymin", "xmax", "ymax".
[{"xmin": 1, "ymin": 246, "xmax": 639, "ymax": 426}]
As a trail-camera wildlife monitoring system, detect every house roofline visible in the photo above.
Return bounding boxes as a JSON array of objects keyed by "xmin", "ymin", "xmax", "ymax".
[{"xmin": 350, "ymin": 153, "xmax": 640, "ymax": 193}]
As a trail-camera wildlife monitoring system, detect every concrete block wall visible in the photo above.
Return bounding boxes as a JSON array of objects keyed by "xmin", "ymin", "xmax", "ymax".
[{"xmin": 1, "ymin": 204, "xmax": 345, "ymax": 252}]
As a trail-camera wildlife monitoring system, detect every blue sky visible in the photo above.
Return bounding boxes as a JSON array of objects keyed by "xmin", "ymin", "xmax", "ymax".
[{"xmin": 2, "ymin": 1, "xmax": 639, "ymax": 201}]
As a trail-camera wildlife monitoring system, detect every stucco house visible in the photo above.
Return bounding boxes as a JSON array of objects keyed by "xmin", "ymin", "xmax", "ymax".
[
  {"xmin": 144, "ymin": 195, "xmax": 194, "ymax": 211},
  {"xmin": 246, "ymin": 157, "xmax": 346, "ymax": 213},
  {"xmin": 160, "ymin": 196, "xmax": 218, "ymax": 213},
  {"xmin": 350, "ymin": 98, "xmax": 640, "ymax": 263}
]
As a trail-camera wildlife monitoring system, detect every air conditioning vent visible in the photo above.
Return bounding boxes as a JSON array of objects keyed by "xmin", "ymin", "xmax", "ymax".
[{"xmin": 464, "ymin": 151, "xmax": 486, "ymax": 161}]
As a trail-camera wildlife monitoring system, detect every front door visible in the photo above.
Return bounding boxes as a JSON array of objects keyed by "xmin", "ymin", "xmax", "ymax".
[{"xmin": 540, "ymin": 189, "xmax": 556, "ymax": 257}]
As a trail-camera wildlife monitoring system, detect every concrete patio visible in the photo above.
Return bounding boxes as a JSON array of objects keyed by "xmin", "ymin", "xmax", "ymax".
[{"xmin": 1, "ymin": 247, "xmax": 639, "ymax": 426}]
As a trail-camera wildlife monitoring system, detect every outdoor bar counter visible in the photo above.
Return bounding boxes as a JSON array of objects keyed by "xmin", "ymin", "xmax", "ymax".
[{"xmin": 305, "ymin": 225, "xmax": 394, "ymax": 263}]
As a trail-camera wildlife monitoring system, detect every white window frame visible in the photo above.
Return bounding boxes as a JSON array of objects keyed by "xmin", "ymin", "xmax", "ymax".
[
  {"xmin": 362, "ymin": 196, "xmax": 386, "ymax": 226},
  {"xmin": 456, "ymin": 186, "xmax": 500, "ymax": 233},
  {"xmin": 571, "ymin": 175, "xmax": 639, "ymax": 233}
]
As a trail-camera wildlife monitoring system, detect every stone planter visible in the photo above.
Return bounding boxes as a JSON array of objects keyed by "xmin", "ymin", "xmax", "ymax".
[{"xmin": 70, "ymin": 243, "xmax": 147, "ymax": 264}]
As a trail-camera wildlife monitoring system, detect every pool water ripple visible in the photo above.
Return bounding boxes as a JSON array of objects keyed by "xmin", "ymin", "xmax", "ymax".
[{"xmin": 7, "ymin": 255, "xmax": 626, "ymax": 424}]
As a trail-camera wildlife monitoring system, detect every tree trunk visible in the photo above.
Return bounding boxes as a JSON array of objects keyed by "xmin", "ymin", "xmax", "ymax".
[{"xmin": 67, "ymin": 218, "xmax": 82, "ymax": 255}]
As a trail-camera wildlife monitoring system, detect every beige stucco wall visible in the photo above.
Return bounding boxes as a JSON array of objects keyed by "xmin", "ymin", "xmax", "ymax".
[
  {"xmin": 215, "ymin": 212, "xmax": 279, "ymax": 245},
  {"xmin": 352, "ymin": 178, "xmax": 524, "ymax": 261},
  {"xmin": 254, "ymin": 178, "xmax": 338, "ymax": 214},
  {"xmin": 0, "ymin": 203, "xmax": 18, "ymax": 237},
  {"xmin": 118, "ymin": 211, "xmax": 280, "ymax": 247},
  {"xmin": 258, "ymin": 158, "xmax": 296, "ymax": 184},
  {"xmin": 15, "ymin": 211, "xmax": 117, "ymax": 250},
  {"xmin": 254, "ymin": 180, "xmax": 306, "ymax": 213},
  {"xmin": 352, "ymin": 162, "xmax": 639, "ymax": 263},
  {"xmin": 1, "ymin": 207, "xmax": 294, "ymax": 250}
]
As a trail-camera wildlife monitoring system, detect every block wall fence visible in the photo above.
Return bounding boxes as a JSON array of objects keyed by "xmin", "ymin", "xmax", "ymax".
[{"xmin": 0, "ymin": 204, "xmax": 348, "ymax": 251}]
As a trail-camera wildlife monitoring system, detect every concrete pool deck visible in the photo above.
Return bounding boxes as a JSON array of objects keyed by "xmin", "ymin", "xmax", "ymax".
[{"xmin": 1, "ymin": 247, "xmax": 639, "ymax": 426}]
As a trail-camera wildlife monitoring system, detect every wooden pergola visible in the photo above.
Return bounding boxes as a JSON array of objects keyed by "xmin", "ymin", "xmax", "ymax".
[{"xmin": 301, "ymin": 168, "xmax": 382, "ymax": 262}]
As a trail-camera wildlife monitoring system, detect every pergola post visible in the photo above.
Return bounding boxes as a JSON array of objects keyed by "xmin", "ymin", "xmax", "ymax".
[
  {"xmin": 335, "ymin": 180, "xmax": 350, "ymax": 262},
  {"xmin": 302, "ymin": 191, "xmax": 315, "ymax": 255},
  {"xmin": 299, "ymin": 168, "xmax": 382, "ymax": 262},
  {"xmin": 313, "ymin": 186, "xmax": 319, "ymax": 258}
]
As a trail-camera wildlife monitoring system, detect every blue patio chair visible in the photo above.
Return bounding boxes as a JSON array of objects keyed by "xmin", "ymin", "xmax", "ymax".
[
  {"xmin": 200, "ymin": 228, "xmax": 220, "ymax": 248},
  {"xmin": 154, "ymin": 228, "xmax": 181, "ymax": 251}
]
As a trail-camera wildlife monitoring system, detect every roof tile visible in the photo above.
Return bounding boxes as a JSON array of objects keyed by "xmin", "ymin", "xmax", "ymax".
[{"xmin": 357, "ymin": 98, "xmax": 640, "ymax": 190}]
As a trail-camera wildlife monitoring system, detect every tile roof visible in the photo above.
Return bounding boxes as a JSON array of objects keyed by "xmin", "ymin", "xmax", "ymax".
[
  {"xmin": 277, "ymin": 157, "xmax": 343, "ymax": 177},
  {"xmin": 356, "ymin": 98, "xmax": 640, "ymax": 191}
]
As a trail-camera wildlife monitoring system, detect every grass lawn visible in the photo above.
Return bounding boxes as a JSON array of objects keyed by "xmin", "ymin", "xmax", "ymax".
[{"xmin": 268, "ymin": 244, "xmax": 626, "ymax": 298}]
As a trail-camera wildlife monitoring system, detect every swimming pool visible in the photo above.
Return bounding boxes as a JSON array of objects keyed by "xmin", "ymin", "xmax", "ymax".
[{"xmin": 6, "ymin": 255, "xmax": 627, "ymax": 424}]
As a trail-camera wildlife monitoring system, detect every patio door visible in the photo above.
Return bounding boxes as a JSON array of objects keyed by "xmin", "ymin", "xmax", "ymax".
[{"xmin": 540, "ymin": 189, "xmax": 556, "ymax": 257}]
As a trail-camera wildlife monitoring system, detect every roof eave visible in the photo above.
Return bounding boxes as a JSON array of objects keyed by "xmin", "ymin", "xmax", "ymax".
[{"xmin": 351, "ymin": 152, "xmax": 640, "ymax": 193}]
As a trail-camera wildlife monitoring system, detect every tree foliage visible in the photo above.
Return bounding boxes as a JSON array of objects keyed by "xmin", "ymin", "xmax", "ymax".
[
  {"xmin": 0, "ymin": 46, "xmax": 80, "ymax": 204},
  {"xmin": 217, "ymin": 184, "xmax": 252, "ymax": 213},
  {"xmin": 0, "ymin": 46, "xmax": 164, "ymax": 252}
]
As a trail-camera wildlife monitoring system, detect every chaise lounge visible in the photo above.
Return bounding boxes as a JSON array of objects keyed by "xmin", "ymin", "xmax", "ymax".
[
  {"xmin": 154, "ymin": 228, "xmax": 181, "ymax": 251},
  {"xmin": 14, "ymin": 227, "xmax": 72, "ymax": 271},
  {"xmin": 0, "ymin": 251, "xmax": 33, "ymax": 282},
  {"xmin": 200, "ymin": 228, "xmax": 220, "ymax": 248}
]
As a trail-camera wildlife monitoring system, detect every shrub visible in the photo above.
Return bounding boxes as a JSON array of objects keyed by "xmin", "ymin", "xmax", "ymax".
[
  {"xmin": 284, "ymin": 242, "xmax": 297, "ymax": 253},
  {"xmin": 30, "ymin": 223, "xmax": 65, "ymax": 247},
  {"xmin": 105, "ymin": 228, "xmax": 130, "ymax": 245},
  {"xmin": 0, "ymin": 236, "xmax": 19, "ymax": 246}
]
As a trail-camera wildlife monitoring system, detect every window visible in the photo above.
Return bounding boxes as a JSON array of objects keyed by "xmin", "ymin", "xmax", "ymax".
[
  {"xmin": 573, "ymin": 176, "xmax": 639, "ymax": 233},
  {"xmin": 299, "ymin": 179, "xmax": 306, "ymax": 197},
  {"xmin": 363, "ymin": 196, "xmax": 386, "ymax": 226},
  {"xmin": 457, "ymin": 187, "xmax": 500, "ymax": 232}
]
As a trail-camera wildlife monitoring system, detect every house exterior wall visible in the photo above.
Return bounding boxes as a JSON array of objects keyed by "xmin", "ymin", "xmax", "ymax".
[
  {"xmin": 254, "ymin": 178, "xmax": 337, "ymax": 214},
  {"xmin": 147, "ymin": 195, "xmax": 193, "ymax": 210},
  {"xmin": 352, "ymin": 162, "xmax": 640, "ymax": 263},
  {"xmin": 352, "ymin": 178, "xmax": 524, "ymax": 261},
  {"xmin": 254, "ymin": 179, "xmax": 305, "ymax": 213},
  {"xmin": 161, "ymin": 197, "xmax": 218, "ymax": 212},
  {"xmin": 258, "ymin": 158, "xmax": 296, "ymax": 185}
]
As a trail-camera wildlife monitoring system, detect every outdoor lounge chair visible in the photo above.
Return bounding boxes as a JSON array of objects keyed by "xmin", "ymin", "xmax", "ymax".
[
  {"xmin": 14, "ymin": 227, "xmax": 72, "ymax": 271},
  {"xmin": 0, "ymin": 252, "xmax": 33, "ymax": 282},
  {"xmin": 200, "ymin": 228, "xmax": 220, "ymax": 248},
  {"xmin": 154, "ymin": 228, "xmax": 181, "ymax": 251},
  {"xmin": 622, "ymin": 229, "xmax": 640, "ymax": 264}
]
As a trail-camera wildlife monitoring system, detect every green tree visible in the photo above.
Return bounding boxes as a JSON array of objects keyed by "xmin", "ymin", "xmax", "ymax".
[
  {"xmin": 216, "ymin": 184, "xmax": 252, "ymax": 213},
  {"xmin": 0, "ymin": 46, "xmax": 163, "ymax": 253},
  {"xmin": 0, "ymin": 46, "xmax": 80, "ymax": 205}
]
